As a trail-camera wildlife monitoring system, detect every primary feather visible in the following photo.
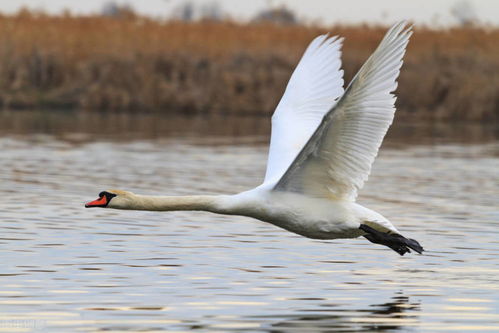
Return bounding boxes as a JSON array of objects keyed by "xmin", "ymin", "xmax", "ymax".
[
  {"xmin": 263, "ymin": 35, "xmax": 344, "ymax": 185},
  {"xmin": 273, "ymin": 21, "xmax": 412, "ymax": 201}
]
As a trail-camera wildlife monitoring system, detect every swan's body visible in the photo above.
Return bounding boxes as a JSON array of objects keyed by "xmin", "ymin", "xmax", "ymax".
[
  {"xmin": 86, "ymin": 22, "xmax": 423, "ymax": 255},
  {"xmin": 107, "ymin": 187, "xmax": 389, "ymax": 240}
]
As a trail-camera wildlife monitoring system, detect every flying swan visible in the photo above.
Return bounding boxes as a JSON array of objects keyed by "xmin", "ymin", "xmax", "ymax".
[{"xmin": 86, "ymin": 21, "xmax": 423, "ymax": 256}]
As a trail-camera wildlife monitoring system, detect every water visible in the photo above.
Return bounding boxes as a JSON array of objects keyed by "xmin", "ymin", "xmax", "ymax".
[{"xmin": 0, "ymin": 111, "xmax": 498, "ymax": 332}]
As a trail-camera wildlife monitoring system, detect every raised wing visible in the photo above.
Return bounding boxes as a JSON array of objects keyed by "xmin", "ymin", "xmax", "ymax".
[
  {"xmin": 263, "ymin": 35, "xmax": 344, "ymax": 185},
  {"xmin": 274, "ymin": 21, "xmax": 412, "ymax": 201}
]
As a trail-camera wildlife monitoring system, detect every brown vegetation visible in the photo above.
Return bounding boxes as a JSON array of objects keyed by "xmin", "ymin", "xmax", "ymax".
[{"xmin": 0, "ymin": 10, "xmax": 497, "ymax": 121}]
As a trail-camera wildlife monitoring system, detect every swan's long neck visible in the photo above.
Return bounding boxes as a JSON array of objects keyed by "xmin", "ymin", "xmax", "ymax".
[{"xmin": 113, "ymin": 194, "xmax": 232, "ymax": 214}]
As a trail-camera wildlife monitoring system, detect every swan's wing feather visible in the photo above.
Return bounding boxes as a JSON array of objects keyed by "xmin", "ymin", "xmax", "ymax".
[
  {"xmin": 274, "ymin": 22, "xmax": 412, "ymax": 201},
  {"xmin": 263, "ymin": 35, "xmax": 344, "ymax": 184}
]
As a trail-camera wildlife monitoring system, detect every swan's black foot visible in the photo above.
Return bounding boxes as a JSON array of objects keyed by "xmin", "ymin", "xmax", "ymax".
[{"xmin": 359, "ymin": 224, "xmax": 424, "ymax": 256}]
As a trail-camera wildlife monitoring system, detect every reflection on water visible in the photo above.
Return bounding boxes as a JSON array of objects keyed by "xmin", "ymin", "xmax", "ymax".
[
  {"xmin": 1, "ymin": 110, "xmax": 498, "ymax": 145},
  {"xmin": 261, "ymin": 294, "xmax": 421, "ymax": 332},
  {"xmin": 0, "ymin": 111, "xmax": 498, "ymax": 332}
]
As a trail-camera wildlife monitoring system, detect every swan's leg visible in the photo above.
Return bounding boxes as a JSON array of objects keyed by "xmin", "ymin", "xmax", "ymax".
[{"xmin": 359, "ymin": 224, "xmax": 424, "ymax": 256}]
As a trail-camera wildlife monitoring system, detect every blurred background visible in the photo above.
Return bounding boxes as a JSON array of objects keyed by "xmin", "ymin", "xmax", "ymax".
[
  {"xmin": 0, "ymin": 0, "xmax": 497, "ymax": 125},
  {"xmin": 0, "ymin": 1, "xmax": 498, "ymax": 332}
]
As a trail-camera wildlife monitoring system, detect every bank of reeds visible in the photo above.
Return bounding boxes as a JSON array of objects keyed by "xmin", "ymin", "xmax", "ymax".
[{"xmin": 0, "ymin": 10, "xmax": 497, "ymax": 121}]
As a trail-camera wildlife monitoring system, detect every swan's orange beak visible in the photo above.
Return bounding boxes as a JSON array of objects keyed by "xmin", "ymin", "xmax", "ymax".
[{"xmin": 85, "ymin": 195, "xmax": 107, "ymax": 208}]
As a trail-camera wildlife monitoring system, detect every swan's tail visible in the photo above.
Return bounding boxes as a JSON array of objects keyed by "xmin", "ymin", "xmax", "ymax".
[{"xmin": 359, "ymin": 224, "xmax": 424, "ymax": 256}]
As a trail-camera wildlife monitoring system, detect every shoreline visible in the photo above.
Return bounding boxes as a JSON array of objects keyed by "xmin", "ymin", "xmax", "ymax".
[{"xmin": 0, "ymin": 12, "xmax": 497, "ymax": 121}]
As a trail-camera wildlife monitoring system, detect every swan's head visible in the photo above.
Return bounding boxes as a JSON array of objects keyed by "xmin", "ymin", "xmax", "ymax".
[{"xmin": 85, "ymin": 189, "xmax": 134, "ymax": 209}]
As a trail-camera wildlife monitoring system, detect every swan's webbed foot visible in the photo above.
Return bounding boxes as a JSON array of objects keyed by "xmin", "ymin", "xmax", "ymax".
[{"xmin": 359, "ymin": 224, "xmax": 424, "ymax": 256}]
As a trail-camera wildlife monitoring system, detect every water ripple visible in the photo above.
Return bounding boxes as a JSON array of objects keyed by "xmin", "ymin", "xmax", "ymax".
[{"xmin": 0, "ymin": 136, "xmax": 498, "ymax": 332}]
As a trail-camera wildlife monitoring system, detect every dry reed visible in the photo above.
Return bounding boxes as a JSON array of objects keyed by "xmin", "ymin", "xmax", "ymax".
[{"xmin": 0, "ymin": 10, "xmax": 497, "ymax": 121}]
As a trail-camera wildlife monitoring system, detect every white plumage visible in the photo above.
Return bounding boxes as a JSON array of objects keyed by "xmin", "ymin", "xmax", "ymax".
[
  {"xmin": 272, "ymin": 22, "xmax": 412, "ymax": 201},
  {"xmin": 87, "ymin": 22, "xmax": 423, "ymax": 256},
  {"xmin": 264, "ymin": 34, "xmax": 344, "ymax": 184}
]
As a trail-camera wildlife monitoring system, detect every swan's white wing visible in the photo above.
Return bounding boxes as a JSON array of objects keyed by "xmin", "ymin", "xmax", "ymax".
[
  {"xmin": 263, "ymin": 35, "xmax": 344, "ymax": 184},
  {"xmin": 274, "ymin": 22, "xmax": 412, "ymax": 201}
]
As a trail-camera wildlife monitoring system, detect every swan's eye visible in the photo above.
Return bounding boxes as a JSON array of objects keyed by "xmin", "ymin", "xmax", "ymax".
[{"xmin": 85, "ymin": 191, "xmax": 116, "ymax": 208}]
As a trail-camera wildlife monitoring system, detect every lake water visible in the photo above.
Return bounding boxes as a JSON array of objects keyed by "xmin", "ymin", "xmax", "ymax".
[{"xmin": 0, "ymin": 111, "xmax": 498, "ymax": 332}]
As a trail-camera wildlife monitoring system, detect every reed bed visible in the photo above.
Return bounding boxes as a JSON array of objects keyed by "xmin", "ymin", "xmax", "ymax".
[{"xmin": 0, "ymin": 10, "xmax": 497, "ymax": 121}]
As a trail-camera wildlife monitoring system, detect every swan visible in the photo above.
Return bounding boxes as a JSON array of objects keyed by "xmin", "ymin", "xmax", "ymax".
[{"xmin": 86, "ymin": 21, "xmax": 423, "ymax": 255}]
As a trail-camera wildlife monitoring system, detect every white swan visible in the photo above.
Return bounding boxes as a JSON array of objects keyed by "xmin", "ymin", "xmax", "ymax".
[{"xmin": 86, "ymin": 22, "xmax": 423, "ymax": 255}]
